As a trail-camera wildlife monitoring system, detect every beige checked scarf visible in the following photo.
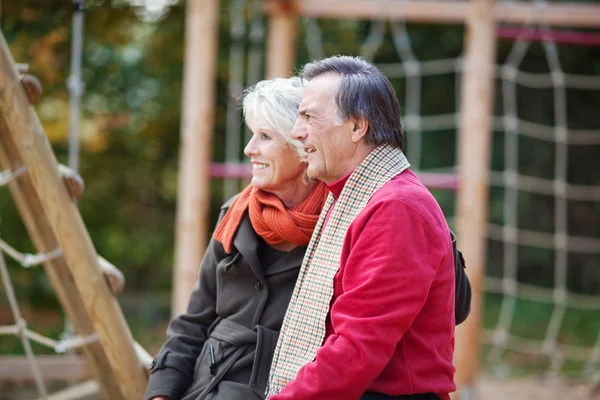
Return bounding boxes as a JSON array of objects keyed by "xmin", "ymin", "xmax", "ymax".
[{"xmin": 266, "ymin": 144, "xmax": 410, "ymax": 397}]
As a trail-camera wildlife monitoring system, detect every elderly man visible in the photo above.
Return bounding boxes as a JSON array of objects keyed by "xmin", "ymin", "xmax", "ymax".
[{"xmin": 266, "ymin": 56, "xmax": 456, "ymax": 400}]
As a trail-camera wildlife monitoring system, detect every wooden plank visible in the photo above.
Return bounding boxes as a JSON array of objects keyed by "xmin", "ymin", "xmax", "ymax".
[
  {"xmin": 43, "ymin": 380, "xmax": 100, "ymax": 400},
  {"xmin": 266, "ymin": 0, "xmax": 298, "ymax": 78},
  {"xmin": 264, "ymin": 0, "xmax": 600, "ymax": 28},
  {"xmin": 453, "ymin": 0, "xmax": 497, "ymax": 399},
  {"xmin": 0, "ymin": 33, "xmax": 146, "ymax": 399},
  {"xmin": 0, "ymin": 355, "xmax": 91, "ymax": 381},
  {"xmin": 172, "ymin": 0, "xmax": 220, "ymax": 317},
  {"xmin": 493, "ymin": 1, "xmax": 600, "ymax": 28}
]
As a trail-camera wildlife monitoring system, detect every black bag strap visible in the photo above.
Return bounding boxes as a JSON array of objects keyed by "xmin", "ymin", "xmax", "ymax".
[{"xmin": 450, "ymin": 230, "xmax": 471, "ymax": 325}]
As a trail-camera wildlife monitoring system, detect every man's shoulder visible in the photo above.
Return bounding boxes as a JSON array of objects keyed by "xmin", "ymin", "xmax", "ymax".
[
  {"xmin": 364, "ymin": 170, "xmax": 448, "ymax": 229},
  {"xmin": 371, "ymin": 169, "xmax": 434, "ymax": 204}
]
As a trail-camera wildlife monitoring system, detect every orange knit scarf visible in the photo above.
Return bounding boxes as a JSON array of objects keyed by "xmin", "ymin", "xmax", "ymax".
[{"xmin": 213, "ymin": 182, "xmax": 329, "ymax": 254}]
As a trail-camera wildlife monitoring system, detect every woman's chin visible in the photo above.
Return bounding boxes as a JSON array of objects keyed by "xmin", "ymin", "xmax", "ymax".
[{"xmin": 250, "ymin": 177, "xmax": 268, "ymax": 190}]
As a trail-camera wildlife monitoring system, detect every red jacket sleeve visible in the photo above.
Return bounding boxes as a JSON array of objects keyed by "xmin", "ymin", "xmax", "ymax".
[{"xmin": 269, "ymin": 197, "xmax": 449, "ymax": 400}]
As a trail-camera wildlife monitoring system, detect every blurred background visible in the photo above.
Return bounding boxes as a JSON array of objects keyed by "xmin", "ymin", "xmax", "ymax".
[{"xmin": 0, "ymin": 0, "xmax": 599, "ymax": 399}]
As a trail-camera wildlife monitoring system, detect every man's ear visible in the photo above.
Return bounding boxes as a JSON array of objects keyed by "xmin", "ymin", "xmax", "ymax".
[{"xmin": 350, "ymin": 114, "xmax": 369, "ymax": 143}]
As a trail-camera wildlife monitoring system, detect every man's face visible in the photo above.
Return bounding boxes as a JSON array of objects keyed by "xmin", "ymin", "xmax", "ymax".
[{"xmin": 291, "ymin": 74, "xmax": 356, "ymax": 183}]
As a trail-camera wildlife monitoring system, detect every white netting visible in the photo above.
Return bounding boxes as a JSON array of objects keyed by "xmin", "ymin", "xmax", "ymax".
[
  {"xmin": 484, "ymin": 2, "xmax": 600, "ymax": 381},
  {"xmin": 209, "ymin": 0, "xmax": 600, "ymax": 384}
]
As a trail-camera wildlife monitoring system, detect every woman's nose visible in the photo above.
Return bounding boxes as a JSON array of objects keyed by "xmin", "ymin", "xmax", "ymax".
[{"xmin": 244, "ymin": 137, "xmax": 258, "ymax": 156}]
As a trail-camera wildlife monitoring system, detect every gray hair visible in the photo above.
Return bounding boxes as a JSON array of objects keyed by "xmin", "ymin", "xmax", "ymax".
[
  {"xmin": 300, "ymin": 55, "xmax": 405, "ymax": 150},
  {"xmin": 242, "ymin": 77, "xmax": 307, "ymax": 157}
]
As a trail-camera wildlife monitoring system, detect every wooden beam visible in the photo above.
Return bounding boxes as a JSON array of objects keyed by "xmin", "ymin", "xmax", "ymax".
[
  {"xmin": 0, "ymin": 355, "xmax": 91, "ymax": 381},
  {"xmin": 453, "ymin": 0, "xmax": 496, "ymax": 399},
  {"xmin": 172, "ymin": 0, "xmax": 220, "ymax": 317},
  {"xmin": 264, "ymin": 0, "xmax": 600, "ymax": 28},
  {"xmin": 266, "ymin": 0, "xmax": 298, "ymax": 78},
  {"xmin": 0, "ymin": 351, "xmax": 147, "ymax": 382},
  {"xmin": 0, "ymin": 33, "xmax": 146, "ymax": 399},
  {"xmin": 494, "ymin": 2, "xmax": 600, "ymax": 28},
  {"xmin": 43, "ymin": 380, "xmax": 100, "ymax": 400}
]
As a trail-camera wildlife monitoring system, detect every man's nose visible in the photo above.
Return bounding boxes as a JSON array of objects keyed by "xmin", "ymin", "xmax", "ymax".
[{"xmin": 291, "ymin": 119, "xmax": 307, "ymax": 141}]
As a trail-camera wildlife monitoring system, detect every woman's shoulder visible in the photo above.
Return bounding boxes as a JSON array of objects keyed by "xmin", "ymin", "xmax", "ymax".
[
  {"xmin": 221, "ymin": 194, "xmax": 240, "ymax": 211},
  {"xmin": 215, "ymin": 192, "xmax": 245, "ymax": 229}
]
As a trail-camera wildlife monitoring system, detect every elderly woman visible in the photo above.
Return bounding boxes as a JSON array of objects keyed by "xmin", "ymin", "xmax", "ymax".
[{"xmin": 144, "ymin": 77, "xmax": 328, "ymax": 400}]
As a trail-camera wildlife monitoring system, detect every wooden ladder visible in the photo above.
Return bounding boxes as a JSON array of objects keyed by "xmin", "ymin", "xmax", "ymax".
[{"xmin": 0, "ymin": 32, "xmax": 148, "ymax": 400}]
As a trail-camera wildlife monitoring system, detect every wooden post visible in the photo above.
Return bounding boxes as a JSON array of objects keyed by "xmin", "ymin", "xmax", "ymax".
[
  {"xmin": 453, "ymin": 0, "xmax": 496, "ymax": 399},
  {"xmin": 0, "ymin": 33, "xmax": 146, "ymax": 399},
  {"xmin": 265, "ymin": 0, "xmax": 298, "ymax": 78},
  {"xmin": 172, "ymin": 0, "xmax": 220, "ymax": 316}
]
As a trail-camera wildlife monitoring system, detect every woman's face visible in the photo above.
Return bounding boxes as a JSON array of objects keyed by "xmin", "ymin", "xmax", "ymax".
[{"xmin": 244, "ymin": 116, "xmax": 306, "ymax": 197}]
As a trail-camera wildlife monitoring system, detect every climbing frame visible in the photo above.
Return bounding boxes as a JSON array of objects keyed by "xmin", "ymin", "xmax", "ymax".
[{"xmin": 0, "ymin": 31, "xmax": 147, "ymax": 400}]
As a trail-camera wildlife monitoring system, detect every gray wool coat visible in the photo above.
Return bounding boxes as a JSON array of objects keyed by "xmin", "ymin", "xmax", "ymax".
[{"xmin": 144, "ymin": 199, "xmax": 305, "ymax": 400}]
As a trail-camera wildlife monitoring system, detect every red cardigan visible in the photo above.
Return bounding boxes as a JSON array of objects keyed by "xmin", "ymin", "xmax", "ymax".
[{"xmin": 270, "ymin": 169, "xmax": 456, "ymax": 400}]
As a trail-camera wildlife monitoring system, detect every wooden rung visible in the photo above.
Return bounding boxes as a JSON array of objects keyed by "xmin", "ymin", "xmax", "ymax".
[
  {"xmin": 134, "ymin": 341, "xmax": 154, "ymax": 372},
  {"xmin": 98, "ymin": 256, "xmax": 125, "ymax": 296},
  {"xmin": 58, "ymin": 164, "xmax": 85, "ymax": 201}
]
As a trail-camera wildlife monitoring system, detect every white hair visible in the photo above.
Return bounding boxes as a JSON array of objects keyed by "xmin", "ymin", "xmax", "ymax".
[{"xmin": 242, "ymin": 77, "xmax": 307, "ymax": 158}]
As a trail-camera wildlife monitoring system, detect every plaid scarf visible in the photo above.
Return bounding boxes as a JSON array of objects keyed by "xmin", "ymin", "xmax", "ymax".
[{"xmin": 266, "ymin": 144, "xmax": 410, "ymax": 397}]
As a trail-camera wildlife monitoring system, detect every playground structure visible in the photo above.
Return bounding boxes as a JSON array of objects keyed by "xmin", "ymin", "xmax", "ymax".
[
  {"xmin": 0, "ymin": 33, "xmax": 150, "ymax": 399},
  {"xmin": 0, "ymin": 0, "xmax": 599, "ymax": 399}
]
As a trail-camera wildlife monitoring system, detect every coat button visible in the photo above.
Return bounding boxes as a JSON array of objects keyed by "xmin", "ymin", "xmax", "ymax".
[{"xmin": 254, "ymin": 281, "xmax": 264, "ymax": 291}]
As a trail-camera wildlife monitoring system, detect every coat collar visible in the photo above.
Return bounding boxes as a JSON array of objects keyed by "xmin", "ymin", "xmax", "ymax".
[
  {"xmin": 233, "ymin": 213, "xmax": 264, "ymax": 282},
  {"xmin": 232, "ymin": 213, "xmax": 305, "ymax": 280}
]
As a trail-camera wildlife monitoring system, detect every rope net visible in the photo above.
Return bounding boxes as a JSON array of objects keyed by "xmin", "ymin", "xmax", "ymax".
[
  {"xmin": 485, "ymin": 9, "xmax": 600, "ymax": 381},
  {"xmin": 216, "ymin": 0, "xmax": 600, "ymax": 384}
]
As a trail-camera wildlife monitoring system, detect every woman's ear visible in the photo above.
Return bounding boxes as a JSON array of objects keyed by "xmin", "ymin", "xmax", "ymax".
[{"xmin": 350, "ymin": 115, "xmax": 369, "ymax": 143}]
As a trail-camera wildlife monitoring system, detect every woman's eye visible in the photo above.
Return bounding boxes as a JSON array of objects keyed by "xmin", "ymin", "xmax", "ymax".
[{"xmin": 261, "ymin": 133, "xmax": 271, "ymax": 140}]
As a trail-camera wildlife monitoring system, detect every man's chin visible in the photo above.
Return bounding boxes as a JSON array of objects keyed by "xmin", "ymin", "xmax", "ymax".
[{"xmin": 306, "ymin": 167, "xmax": 321, "ymax": 181}]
